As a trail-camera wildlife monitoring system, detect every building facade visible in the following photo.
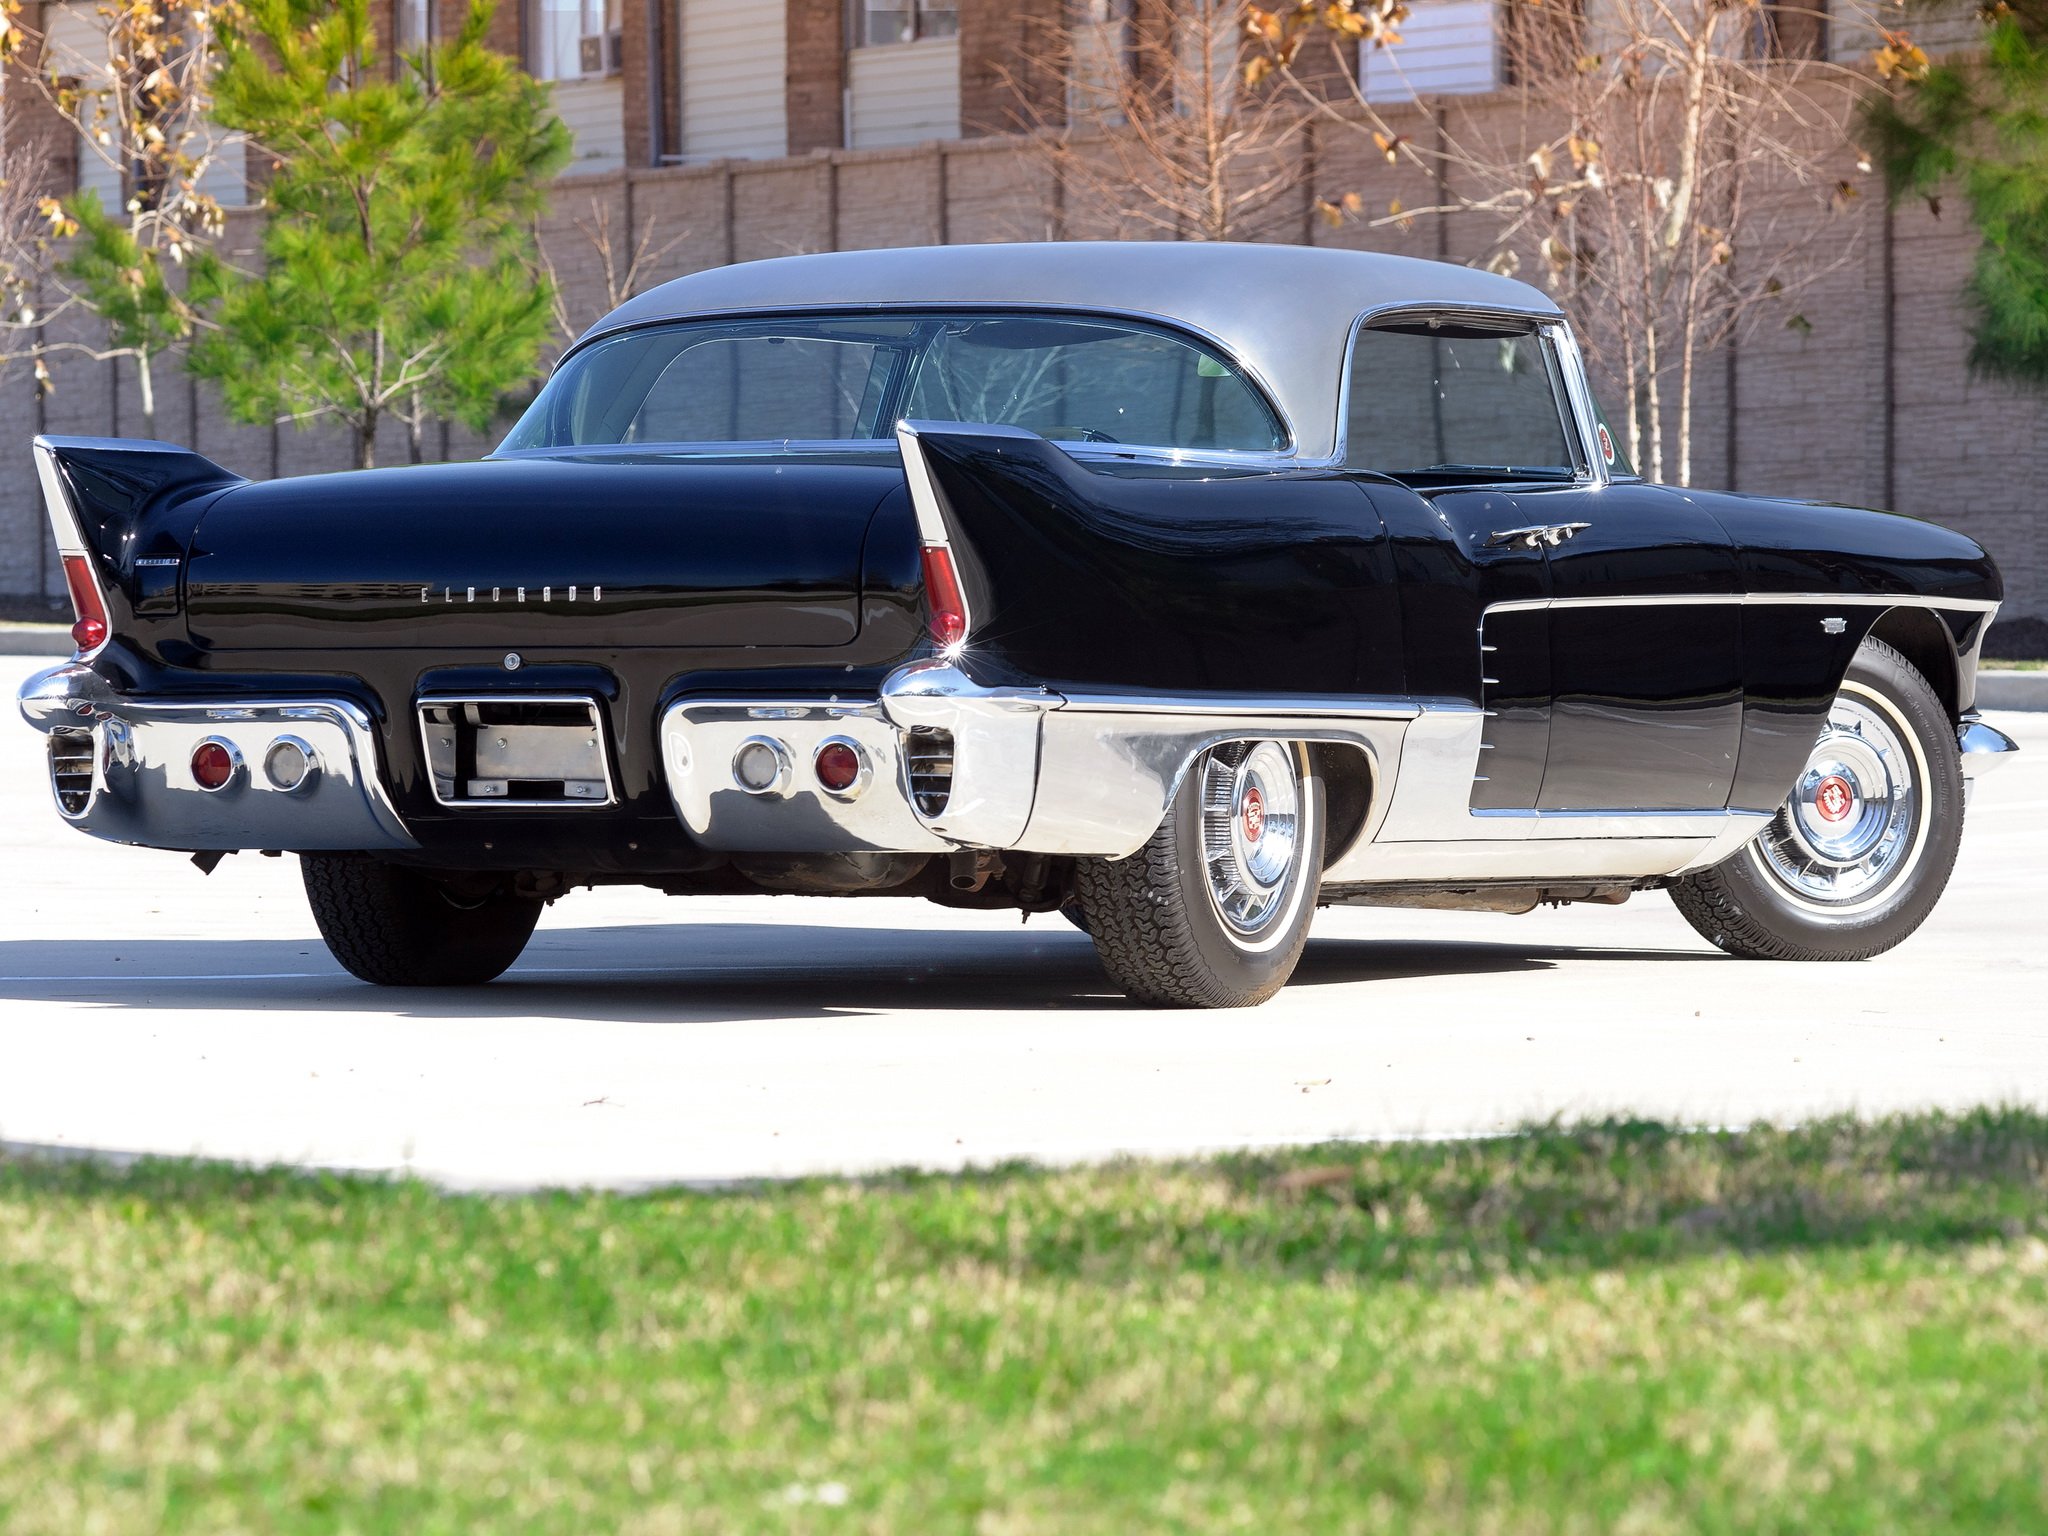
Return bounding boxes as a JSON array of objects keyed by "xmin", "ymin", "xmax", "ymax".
[{"xmin": 0, "ymin": 0, "xmax": 2041, "ymax": 632}]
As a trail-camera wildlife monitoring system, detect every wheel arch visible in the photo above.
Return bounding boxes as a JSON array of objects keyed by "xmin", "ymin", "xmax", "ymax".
[
  {"xmin": 1309, "ymin": 741, "xmax": 1376, "ymax": 870},
  {"xmin": 1865, "ymin": 607, "xmax": 1960, "ymax": 721}
]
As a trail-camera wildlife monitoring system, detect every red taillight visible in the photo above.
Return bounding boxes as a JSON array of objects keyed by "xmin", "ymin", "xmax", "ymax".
[
  {"xmin": 62, "ymin": 554, "xmax": 109, "ymax": 655},
  {"xmin": 920, "ymin": 544, "xmax": 967, "ymax": 650},
  {"xmin": 191, "ymin": 740, "xmax": 237, "ymax": 791},
  {"xmin": 815, "ymin": 740, "xmax": 862, "ymax": 793}
]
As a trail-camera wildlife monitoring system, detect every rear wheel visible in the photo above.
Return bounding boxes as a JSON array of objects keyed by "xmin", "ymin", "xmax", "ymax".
[
  {"xmin": 1670, "ymin": 637, "xmax": 1962, "ymax": 960},
  {"xmin": 1075, "ymin": 740, "xmax": 1323, "ymax": 1007},
  {"xmin": 302, "ymin": 856, "xmax": 543, "ymax": 986}
]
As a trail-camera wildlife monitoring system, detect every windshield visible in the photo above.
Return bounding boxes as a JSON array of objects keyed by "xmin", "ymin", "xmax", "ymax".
[
  {"xmin": 1345, "ymin": 319, "xmax": 1580, "ymax": 481},
  {"xmin": 502, "ymin": 311, "xmax": 1288, "ymax": 454}
]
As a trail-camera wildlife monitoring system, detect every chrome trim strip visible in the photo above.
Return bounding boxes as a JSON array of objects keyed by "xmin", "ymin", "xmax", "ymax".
[
  {"xmin": 1056, "ymin": 692, "xmax": 1426, "ymax": 721},
  {"xmin": 1487, "ymin": 592, "xmax": 2003, "ymax": 615},
  {"xmin": 31, "ymin": 437, "xmax": 107, "ymax": 663},
  {"xmin": 1548, "ymin": 320, "xmax": 1610, "ymax": 489},
  {"xmin": 32, "ymin": 438, "xmax": 88, "ymax": 559},
  {"xmin": 1342, "ymin": 836, "xmax": 1723, "ymax": 884}
]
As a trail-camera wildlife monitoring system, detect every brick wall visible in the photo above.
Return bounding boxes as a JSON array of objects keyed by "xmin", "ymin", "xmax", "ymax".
[
  {"xmin": 1, "ymin": 101, "xmax": 2042, "ymax": 625},
  {"xmin": 786, "ymin": 0, "xmax": 846, "ymax": 155}
]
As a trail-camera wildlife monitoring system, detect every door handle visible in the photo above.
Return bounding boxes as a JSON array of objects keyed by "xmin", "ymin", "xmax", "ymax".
[{"xmin": 1486, "ymin": 521, "xmax": 1591, "ymax": 550}]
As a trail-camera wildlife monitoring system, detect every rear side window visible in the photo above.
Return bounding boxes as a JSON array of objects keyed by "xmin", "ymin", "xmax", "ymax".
[
  {"xmin": 1345, "ymin": 320, "xmax": 1580, "ymax": 480},
  {"xmin": 901, "ymin": 317, "xmax": 1284, "ymax": 453}
]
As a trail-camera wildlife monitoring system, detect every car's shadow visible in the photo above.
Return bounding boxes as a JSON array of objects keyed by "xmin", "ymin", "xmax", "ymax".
[{"xmin": 0, "ymin": 922, "xmax": 1720, "ymax": 1023}]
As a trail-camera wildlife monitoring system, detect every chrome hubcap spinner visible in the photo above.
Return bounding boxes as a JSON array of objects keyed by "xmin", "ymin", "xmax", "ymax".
[
  {"xmin": 1751, "ymin": 691, "xmax": 1922, "ymax": 911},
  {"xmin": 1200, "ymin": 740, "xmax": 1301, "ymax": 937}
]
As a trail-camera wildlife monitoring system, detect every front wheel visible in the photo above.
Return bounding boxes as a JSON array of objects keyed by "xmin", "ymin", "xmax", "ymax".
[
  {"xmin": 302, "ymin": 856, "xmax": 543, "ymax": 986},
  {"xmin": 1075, "ymin": 740, "xmax": 1324, "ymax": 1007},
  {"xmin": 1670, "ymin": 636, "xmax": 1963, "ymax": 961}
]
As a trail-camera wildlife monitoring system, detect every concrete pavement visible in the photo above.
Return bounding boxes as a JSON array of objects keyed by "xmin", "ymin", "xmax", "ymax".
[{"xmin": 3, "ymin": 651, "xmax": 2043, "ymax": 1190}]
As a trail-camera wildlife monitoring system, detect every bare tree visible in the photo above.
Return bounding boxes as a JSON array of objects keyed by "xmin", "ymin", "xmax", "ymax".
[
  {"xmin": 1005, "ymin": 0, "xmax": 1314, "ymax": 243},
  {"xmin": 538, "ymin": 195, "xmax": 688, "ymax": 345},
  {"xmin": 1, "ymin": 3, "xmax": 247, "ymax": 436},
  {"xmin": 1254, "ymin": 0, "xmax": 1876, "ymax": 483},
  {"xmin": 0, "ymin": 142, "xmax": 67, "ymax": 388}
]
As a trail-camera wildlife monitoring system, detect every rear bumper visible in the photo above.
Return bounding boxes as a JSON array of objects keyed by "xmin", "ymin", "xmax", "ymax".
[
  {"xmin": 17, "ymin": 663, "xmax": 415, "ymax": 852},
  {"xmin": 659, "ymin": 660, "xmax": 1413, "ymax": 860}
]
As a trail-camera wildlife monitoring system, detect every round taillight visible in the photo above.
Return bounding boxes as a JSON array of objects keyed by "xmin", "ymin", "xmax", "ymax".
[
  {"xmin": 732, "ymin": 737, "xmax": 791, "ymax": 795},
  {"xmin": 70, "ymin": 616, "xmax": 108, "ymax": 652},
  {"xmin": 191, "ymin": 738, "xmax": 241, "ymax": 792},
  {"xmin": 814, "ymin": 738, "xmax": 867, "ymax": 798},
  {"xmin": 264, "ymin": 736, "xmax": 316, "ymax": 792}
]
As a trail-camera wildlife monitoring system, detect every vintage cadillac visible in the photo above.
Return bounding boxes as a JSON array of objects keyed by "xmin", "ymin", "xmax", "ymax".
[{"xmin": 17, "ymin": 242, "xmax": 2020, "ymax": 1006}]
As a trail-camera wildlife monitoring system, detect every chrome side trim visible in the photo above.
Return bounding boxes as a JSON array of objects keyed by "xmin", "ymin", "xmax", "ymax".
[
  {"xmin": 1548, "ymin": 319, "xmax": 1610, "ymax": 489},
  {"xmin": 31, "ymin": 437, "xmax": 106, "ymax": 662},
  {"xmin": 1958, "ymin": 713, "xmax": 2019, "ymax": 779},
  {"xmin": 16, "ymin": 663, "xmax": 414, "ymax": 852},
  {"xmin": 662, "ymin": 667, "xmax": 1421, "ymax": 861},
  {"xmin": 1487, "ymin": 592, "xmax": 2003, "ymax": 615},
  {"xmin": 1341, "ymin": 836, "xmax": 1722, "ymax": 884}
]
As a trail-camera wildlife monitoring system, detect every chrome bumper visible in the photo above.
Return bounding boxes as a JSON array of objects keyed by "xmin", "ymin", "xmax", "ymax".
[
  {"xmin": 659, "ymin": 660, "xmax": 1414, "ymax": 860},
  {"xmin": 1958, "ymin": 712, "xmax": 2019, "ymax": 779},
  {"xmin": 16, "ymin": 663, "xmax": 414, "ymax": 852}
]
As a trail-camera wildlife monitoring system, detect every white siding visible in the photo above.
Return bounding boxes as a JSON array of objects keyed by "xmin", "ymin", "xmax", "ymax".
[
  {"xmin": 552, "ymin": 76, "xmax": 627, "ymax": 174},
  {"xmin": 679, "ymin": 0, "xmax": 789, "ymax": 160},
  {"xmin": 196, "ymin": 136, "xmax": 248, "ymax": 210},
  {"xmin": 43, "ymin": 2, "xmax": 124, "ymax": 214},
  {"xmin": 1068, "ymin": 17, "xmax": 1129, "ymax": 124},
  {"xmin": 847, "ymin": 37, "xmax": 960, "ymax": 149},
  {"xmin": 1359, "ymin": 0, "xmax": 1498, "ymax": 103},
  {"xmin": 43, "ymin": 3, "xmax": 248, "ymax": 210}
]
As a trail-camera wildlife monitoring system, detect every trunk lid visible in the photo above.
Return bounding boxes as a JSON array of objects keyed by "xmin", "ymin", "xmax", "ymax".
[{"xmin": 185, "ymin": 456, "xmax": 895, "ymax": 652}]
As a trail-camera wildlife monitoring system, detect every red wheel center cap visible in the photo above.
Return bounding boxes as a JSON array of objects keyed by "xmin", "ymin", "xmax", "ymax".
[
  {"xmin": 1815, "ymin": 774, "xmax": 1855, "ymax": 823},
  {"xmin": 1242, "ymin": 786, "xmax": 1266, "ymax": 842}
]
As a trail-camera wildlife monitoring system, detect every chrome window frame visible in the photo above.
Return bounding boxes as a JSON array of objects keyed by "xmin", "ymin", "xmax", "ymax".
[
  {"xmin": 1334, "ymin": 303, "xmax": 1607, "ymax": 488},
  {"xmin": 517, "ymin": 303, "xmax": 1302, "ymax": 463}
]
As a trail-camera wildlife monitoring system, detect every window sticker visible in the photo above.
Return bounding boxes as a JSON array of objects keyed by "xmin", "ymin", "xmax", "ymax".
[{"xmin": 1596, "ymin": 422, "xmax": 1616, "ymax": 466}]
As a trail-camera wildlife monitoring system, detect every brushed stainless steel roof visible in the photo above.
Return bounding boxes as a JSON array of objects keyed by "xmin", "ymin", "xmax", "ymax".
[{"xmin": 579, "ymin": 242, "xmax": 1565, "ymax": 461}]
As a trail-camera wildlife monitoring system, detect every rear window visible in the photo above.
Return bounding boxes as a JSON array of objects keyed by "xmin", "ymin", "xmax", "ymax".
[
  {"xmin": 1345, "ymin": 319, "xmax": 1580, "ymax": 480},
  {"xmin": 503, "ymin": 312, "xmax": 1287, "ymax": 455}
]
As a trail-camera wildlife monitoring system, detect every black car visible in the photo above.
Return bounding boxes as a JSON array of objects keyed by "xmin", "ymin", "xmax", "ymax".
[{"xmin": 18, "ymin": 242, "xmax": 2019, "ymax": 1006}]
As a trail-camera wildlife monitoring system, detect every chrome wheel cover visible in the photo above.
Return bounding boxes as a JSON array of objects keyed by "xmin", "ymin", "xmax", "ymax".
[
  {"xmin": 1748, "ymin": 684, "xmax": 1928, "ymax": 915},
  {"xmin": 1199, "ymin": 740, "xmax": 1303, "ymax": 941}
]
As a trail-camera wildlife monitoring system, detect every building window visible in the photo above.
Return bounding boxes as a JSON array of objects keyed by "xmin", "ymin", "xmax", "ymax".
[
  {"xmin": 853, "ymin": 0, "xmax": 959, "ymax": 48},
  {"xmin": 1753, "ymin": 0, "xmax": 1828, "ymax": 61},
  {"xmin": 529, "ymin": 0, "xmax": 621, "ymax": 79},
  {"xmin": 395, "ymin": 0, "xmax": 432, "ymax": 49}
]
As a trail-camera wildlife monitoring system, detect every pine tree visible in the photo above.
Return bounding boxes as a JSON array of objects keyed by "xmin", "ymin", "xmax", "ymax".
[
  {"xmin": 192, "ymin": 0, "xmax": 570, "ymax": 467},
  {"xmin": 1868, "ymin": 0, "xmax": 2048, "ymax": 387}
]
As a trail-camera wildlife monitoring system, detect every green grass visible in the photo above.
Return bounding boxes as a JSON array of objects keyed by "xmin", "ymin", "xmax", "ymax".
[
  {"xmin": 1981, "ymin": 657, "xmax": 2046, "ymax": 670},
  {"xmin": 5, "ymin": 1112, "xmax": 2048, "ymax": 1534}
]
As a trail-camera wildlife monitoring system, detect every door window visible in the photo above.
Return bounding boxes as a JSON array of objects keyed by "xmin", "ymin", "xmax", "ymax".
[{"xmin": 1345, "ymin": 319, "xmax": 1580, "ymax": 480}]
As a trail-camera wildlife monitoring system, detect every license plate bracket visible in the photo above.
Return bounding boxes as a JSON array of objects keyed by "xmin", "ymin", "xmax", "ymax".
[{"xmin": 418, "ymin": 696, "xmax": 614, "ymax": 808}]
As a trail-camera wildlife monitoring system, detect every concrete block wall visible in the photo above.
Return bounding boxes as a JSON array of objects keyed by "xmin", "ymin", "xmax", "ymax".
[{"xmin": 1, "ymin": 94, "xmax": 2042, "ymax": 626}]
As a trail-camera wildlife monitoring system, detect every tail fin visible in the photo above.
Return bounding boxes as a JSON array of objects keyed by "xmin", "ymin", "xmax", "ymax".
[
  {"xmin": 36, "ymin": 436, "xmax": 247, "ymax": 659},
  {"xmin": 893, "ymin": 418, "xmax": 1394, "ymax": 697}
]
